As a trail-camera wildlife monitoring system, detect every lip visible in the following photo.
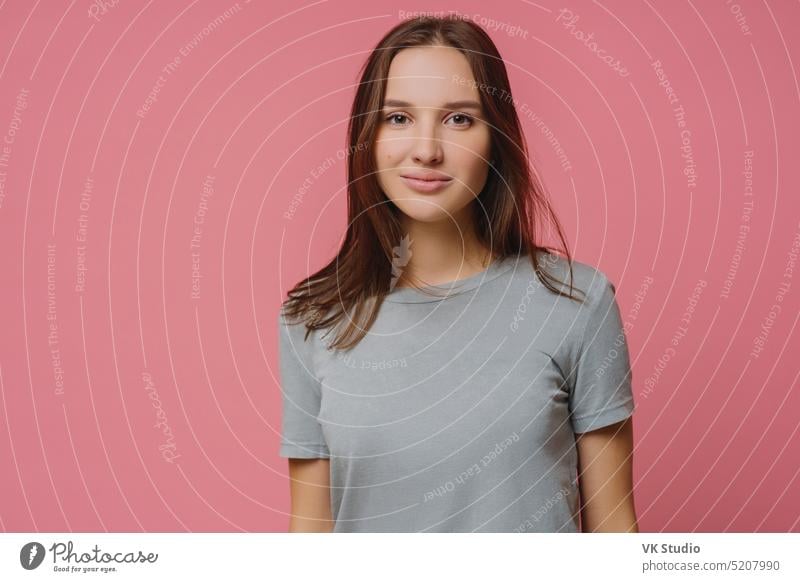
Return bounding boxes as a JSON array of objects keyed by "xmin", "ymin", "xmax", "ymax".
[{"xmin": 400, "ymin": 174, "xmax": 454, "ymax": 193}]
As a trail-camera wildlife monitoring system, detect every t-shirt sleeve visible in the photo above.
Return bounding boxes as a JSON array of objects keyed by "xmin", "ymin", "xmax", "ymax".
[
  {"xmin": 277, "ymin": 309, "xmax": 331, "ymax": 458},
  {"xmin": 568, "ymin": 272, "xmax": 635, "ymax": 434}
]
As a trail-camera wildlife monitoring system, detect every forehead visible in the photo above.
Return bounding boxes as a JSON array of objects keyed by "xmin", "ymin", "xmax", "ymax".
[{"xmin": 383, "ymin": 46, "xmax": 480, "ymax": 107}]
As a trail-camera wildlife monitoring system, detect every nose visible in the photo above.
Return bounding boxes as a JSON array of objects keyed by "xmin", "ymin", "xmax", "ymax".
[{"xmin": 411, "ymin": 122, "xmax": 443, "ymax": 165}]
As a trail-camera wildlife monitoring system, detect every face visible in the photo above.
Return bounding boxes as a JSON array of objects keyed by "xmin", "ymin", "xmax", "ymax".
[{"xmin": 374, "ymin": 46, "xmax": 492, "ymax": 224}]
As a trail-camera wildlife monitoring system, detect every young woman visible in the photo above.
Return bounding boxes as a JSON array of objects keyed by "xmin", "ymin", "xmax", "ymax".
[{"xmin": 277, "ymin": 15, "xmax": 637, "ymax": 533}]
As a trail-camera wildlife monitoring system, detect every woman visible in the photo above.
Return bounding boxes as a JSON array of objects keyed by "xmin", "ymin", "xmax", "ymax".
[{"xmin": 277, "ymin": 15, "xmax": 637, "ymax": 533}]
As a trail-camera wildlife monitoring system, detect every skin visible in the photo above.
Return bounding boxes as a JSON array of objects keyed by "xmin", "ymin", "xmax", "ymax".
[
  {"xmin": 374, "ymin": 45, "xmax": 494, "ymax": 287},
  {"xmin": 576, "ymin": 417, "xmax": 639, "ymax": 532},
  {"xmin": 287, "ymin": 459, "xmax": 334, "ymax": 532},
  {"xmin": 287, "ymin": 45, "xmax": 638, "ymax": 533}
]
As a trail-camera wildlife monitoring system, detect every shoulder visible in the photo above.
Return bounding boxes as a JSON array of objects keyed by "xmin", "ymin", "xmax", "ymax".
[
  {"xmin": 277, "ymin": 302, "xmax": 299, "ymax": 332},
  {"xmin": 278, "ymin": 302, "xmax": 319, "ymax": 349},
  {"xmin": 534, "ymin": 255, "xmax": 621, "ymax": 351},
  {"xmin": 529, "ymin": 251, "xmax": 614, "ymax": 304},
  {"xmin": 278, "ymin": 300, "xmax": 341, "ymax": 361}
]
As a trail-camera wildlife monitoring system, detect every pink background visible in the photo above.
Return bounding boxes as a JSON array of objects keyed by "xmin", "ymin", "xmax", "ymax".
[{"xmin": 0, "ymin": 0, "xmax": 798, "ymax": 532}]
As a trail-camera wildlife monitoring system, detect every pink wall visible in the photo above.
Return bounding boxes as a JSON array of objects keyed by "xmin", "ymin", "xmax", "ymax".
[{"xmin": 0, "ymin": 0, "xmax": 798, "ymax": 532}]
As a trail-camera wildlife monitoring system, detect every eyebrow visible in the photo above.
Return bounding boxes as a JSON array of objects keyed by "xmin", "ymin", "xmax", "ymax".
[{"xmin": 382, "ymin": 99, "xmax": 483, "ymax": 111}]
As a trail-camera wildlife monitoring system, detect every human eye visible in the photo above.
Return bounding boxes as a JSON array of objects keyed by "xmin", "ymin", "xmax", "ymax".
[
  {"xmin": 446, "ymin": 113, "xmax": 474, "ymax": 128},
  {"xmin": 384, "ymin": 112, "xmax": 411, "ymax": 126}
]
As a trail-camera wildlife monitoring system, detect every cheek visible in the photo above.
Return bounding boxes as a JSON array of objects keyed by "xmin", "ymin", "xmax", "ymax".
[
  {"xmin": 454, "ymin": 132, "xmax": 491, "ymax": 188},
  {"xmin": 465, "ymin": 127, "xmax": 492, "ymax": 164},
  {"xmin": 374, "ymin": 138, "xmax": 400, "ymax": 195},
  {"xmin": 374, "ymin": 132, "xmax": 401, "ymax": 168}
]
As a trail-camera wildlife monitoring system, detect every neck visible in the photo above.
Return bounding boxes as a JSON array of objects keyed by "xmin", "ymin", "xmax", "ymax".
[{"xmin": 394, "ymin": 204, "xmax": 494, "ymax": 288}]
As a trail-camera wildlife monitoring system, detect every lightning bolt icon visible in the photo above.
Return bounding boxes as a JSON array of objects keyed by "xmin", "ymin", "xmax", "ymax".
[{"xmin": 28, "ymin": 545, "xmax": 38, "ymax": 566}]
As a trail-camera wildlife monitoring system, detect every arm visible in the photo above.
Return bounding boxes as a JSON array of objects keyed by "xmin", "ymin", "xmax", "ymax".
[
  {"xmin": 287, "ymin": 458, "xmax": 334, "ymax": 532},
  {"xmin": 575, "ymin": 417, "xmax": 639, "ymax": 532}
]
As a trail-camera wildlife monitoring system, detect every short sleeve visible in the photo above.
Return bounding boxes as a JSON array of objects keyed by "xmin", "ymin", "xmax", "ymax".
[
  {"xmin": 277, "ymin": 309, "xmax": 331, "ymax": 458},
  {"xmin": 568, "ymin": 273, "xmax": 635, "ymax": 433}
]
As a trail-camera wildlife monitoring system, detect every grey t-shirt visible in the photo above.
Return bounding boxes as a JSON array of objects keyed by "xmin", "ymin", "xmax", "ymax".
[{"xmin": 277, "ymin": 253, "xmax": 635, "ymax": 532}]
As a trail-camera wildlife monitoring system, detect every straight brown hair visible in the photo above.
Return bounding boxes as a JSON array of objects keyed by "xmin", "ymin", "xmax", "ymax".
[{"xmin": 282, "ymin": 15, "xmax": 585, "ymax": 350}]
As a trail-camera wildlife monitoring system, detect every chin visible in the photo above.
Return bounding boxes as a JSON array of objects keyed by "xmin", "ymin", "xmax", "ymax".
[{"xmin": 388, "ymin": 197, "xmax": 462, "ymax": 224}]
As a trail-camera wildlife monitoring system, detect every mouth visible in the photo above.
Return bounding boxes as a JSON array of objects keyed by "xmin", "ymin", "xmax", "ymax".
[{"xmin": 399, "ymin": 175, "xmax": 454, "ymax": 193}]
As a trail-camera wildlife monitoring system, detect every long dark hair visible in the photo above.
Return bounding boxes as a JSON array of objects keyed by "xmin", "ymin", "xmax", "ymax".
[{"xmin": 282, "ymin": 15, "xmax": 584, "ymax": 350}]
